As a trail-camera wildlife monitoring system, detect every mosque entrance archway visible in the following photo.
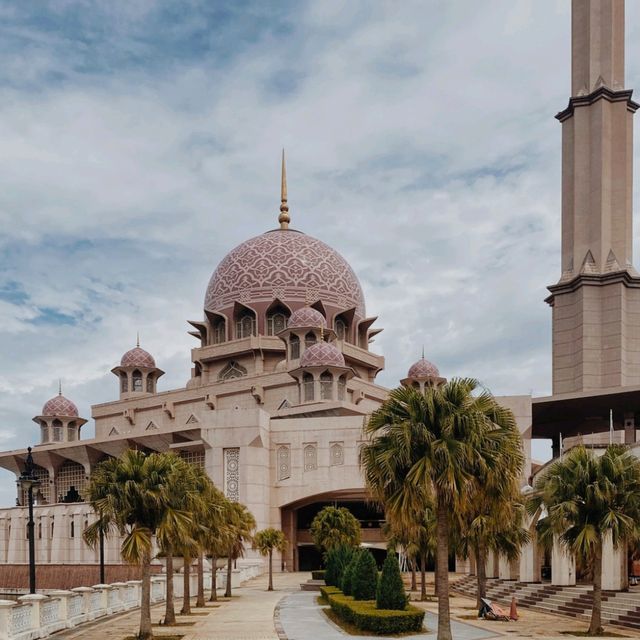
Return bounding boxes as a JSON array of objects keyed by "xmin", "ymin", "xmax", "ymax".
[{"xmin": 280, "ymin": 489, "xmax": 385, "ymax": 571}]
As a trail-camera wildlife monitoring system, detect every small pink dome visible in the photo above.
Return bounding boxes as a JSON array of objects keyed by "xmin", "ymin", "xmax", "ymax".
[
  {"xmin": 42, "ymin": 394, "xmax": 79, "ymax": 417},
  {"xmin": 287, "ymin": 307, "xmax": 326, "ymax": 330},
  {"xmin": 300, "ymin": 342, "xmax": 345, "ymax": 368},
  {"xmin": 408, "ymin": 357, "xmax": 440, "ymax": 379},
  {"xmin": 121, "ymin": 347, "xmax": 156, "ymax": 368}
]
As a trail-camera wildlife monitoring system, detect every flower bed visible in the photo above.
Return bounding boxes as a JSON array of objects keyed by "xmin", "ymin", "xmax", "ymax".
[{"xmin": 320, "ymin": 587, "xmax": 424, "ymax": 635}]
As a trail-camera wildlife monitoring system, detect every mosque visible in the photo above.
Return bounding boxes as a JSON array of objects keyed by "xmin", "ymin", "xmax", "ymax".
[{"xmin": 0, "ymin": 0, "xmax": 637, "ymax": 592}]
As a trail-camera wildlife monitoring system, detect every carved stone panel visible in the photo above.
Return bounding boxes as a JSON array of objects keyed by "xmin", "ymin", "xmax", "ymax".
[
  {"xmin": 304, "ymin": 443, "xmax": 317, "ymax": 471},
  {"xmin": 224, "ymin": 448, "xmax": 240, "ymax": 502},
  {"xmin": 277, "ymin": 445, "xmax": 291, "ymax": 481}
]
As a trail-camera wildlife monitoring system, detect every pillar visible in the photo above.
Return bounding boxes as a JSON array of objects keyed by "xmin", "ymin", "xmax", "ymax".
[
  {"xmin": 519, "ymin": 537, "xmax": 541, "ymax": 583},
  {"xmin": 485, "ymin": 550, "xmax": 499, "ymax": 578},
  {"xmin": 602, "ymin": 532, "xmax": 627, "ymax": 591},
  {"xmin": 551, "ymin": 536, "xmax": 576, "ymax": 586}
]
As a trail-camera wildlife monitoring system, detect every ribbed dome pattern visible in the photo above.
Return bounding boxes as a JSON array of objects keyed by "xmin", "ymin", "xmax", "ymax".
[
  {"xmin": 407, "ymin": 357, "xmax": 439, "ymax": 379},
  {"xmin": 287, "ymin": 307, "xmax": 326, "ymax": 329},
  {"xmin": 42, "ymin": 395, "xmax": 79, "ymax": 417},
  {"xmin": 300, "ymin": 342, "xmax": 345, "ymax": 368},
  {"xmin": 121, "ymin": 347, "xmax": 156, "ymax": 368}
]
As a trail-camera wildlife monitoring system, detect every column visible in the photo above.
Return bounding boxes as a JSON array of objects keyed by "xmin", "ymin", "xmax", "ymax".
[
  {"xmin": 551, "ymin": 536, "xmax": 576, "ymax": 586},
  {"xmin": 485, "ymin": 551, "xmax": 499, "ymax": 579},
  {"xmin": 519, "ymin": 536, "xmax": 541, "ymax": 583},
  {"xmin": 602, "ymin": 533, "xmax": 627, "ymax": 591}
]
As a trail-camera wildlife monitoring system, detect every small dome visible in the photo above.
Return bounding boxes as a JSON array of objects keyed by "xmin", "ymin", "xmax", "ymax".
[
  {"xmin": 121, "ymin": 346, "xmax": 156, "ymax": 369},
  {"xmin": 287, "ymin": 307, "xmax": 326, "ymax": 330},
  {"xmin": 300, "ymin": 342, "xmax": 345, "ymax": 368},
  {"xmin": 42, "ymin": 394, "xmax": 79, "ymax": 417},
  {"xmin": 408, "ymin": 357, "xmax": 439, "ymax": 379}
]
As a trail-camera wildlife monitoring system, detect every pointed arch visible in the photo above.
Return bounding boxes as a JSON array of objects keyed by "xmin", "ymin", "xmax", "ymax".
[
  {"xmin": 219, "ymin": 360, "xmax": 248, "ymax": 381},
  {"xmin": 266, "ymin": 299, "xmax": 291, "ymax": 335}
]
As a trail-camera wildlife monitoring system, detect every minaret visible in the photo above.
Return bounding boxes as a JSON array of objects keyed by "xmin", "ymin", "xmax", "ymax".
[{"xmin": 547, "ymin": 0, "xmax": 640, "ymax": 393}]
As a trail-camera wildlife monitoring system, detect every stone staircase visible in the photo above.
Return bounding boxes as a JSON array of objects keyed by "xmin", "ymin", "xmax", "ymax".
[{"xmin": 452, "ymin": 576, "xmax": 640, "ymax": 631}]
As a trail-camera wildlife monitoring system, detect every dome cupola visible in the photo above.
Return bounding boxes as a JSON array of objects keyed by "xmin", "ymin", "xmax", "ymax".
[
  {"xmin": 287, "ymin": 307, "xmax": 326, "ymax": 330},
  {"xmin": 402, "ymin": 352, "xmax": 446, "ymax": 391},
  {"xmin": 33, "ymin": 382, "xmax": 87, "ymax": 445},
  {"xmin": 300, "ymin": 342, "xmax": 345, "ymax": 368},
  {"xmin": 111, "ymin": 336, "xmax": 164, "ymax": 400}
]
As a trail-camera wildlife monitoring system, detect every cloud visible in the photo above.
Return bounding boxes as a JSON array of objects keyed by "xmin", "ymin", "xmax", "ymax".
[{"xmin": 1, "ymin": 0, "xmax": 639, "ymax": 503}]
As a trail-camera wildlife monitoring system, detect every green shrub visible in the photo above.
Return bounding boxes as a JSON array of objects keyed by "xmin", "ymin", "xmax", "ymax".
[
  {"xmin": 326, "ymin": 590, "xmax": 424, "ymax": 634},
  {"xmin": 352, "ymin": 549, "xmax": 378, "ymax": 601},
  {"xmin": 341, "ymin": 549, "xmax": 361, "ymax": 595},
  {"xmin": 376, "ymin": 552, "xmax": 407, "ymax": 610},
  {"xmin": 312, "ymin": 570, "xmax": 326, "ymax": 581},
  {"xmin": 320, "ymin": 585, "xmax": 341, "ymax": 600},
  {"xmin": 324, "ymin": 545, "xmax": 354, "ymax": 587}
]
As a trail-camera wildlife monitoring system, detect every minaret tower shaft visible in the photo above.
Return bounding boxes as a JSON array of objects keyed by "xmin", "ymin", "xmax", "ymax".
[{"xmin": 547, "ymin": 0, "xmax": 640, "ymax": 394}]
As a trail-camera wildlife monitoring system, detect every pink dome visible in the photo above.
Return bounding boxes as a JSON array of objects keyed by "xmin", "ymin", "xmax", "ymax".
[
  {"xmin": 121, "ymin": 347, "xmax": 156, "ymax": 368},
  {"xmin": 42, "ymin": 394, "xmax": 79, "ymax": 417},
  {"xmin": 287, "ymin": 307, "xmax": 326, "ymax": 330},
  {"xmin": 300, "ymin": 342, "xmax": 345, "ymax": 368},
  {"xmin": 407, "ymin": 357, "xmax": 440, "ymax": 379},
  {"xmin": 204, "ymin": 229, "xmax": 365, "ymax": 320}
]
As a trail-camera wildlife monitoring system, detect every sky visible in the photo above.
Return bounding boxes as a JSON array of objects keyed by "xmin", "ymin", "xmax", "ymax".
[{"xmin": 1, "ymin": 0, "xmax": 640, "ymax": 507}]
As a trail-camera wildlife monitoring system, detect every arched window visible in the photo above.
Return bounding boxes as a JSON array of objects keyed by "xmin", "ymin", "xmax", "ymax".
[
  {"xmin": 320, "ymin": 371, "xmax": 333, "ymax": 400},
  {"xmin": 335, "ymin": 318, "xmax": 347, "ymax": 341},
  {"xmin": 41, "ymin": 423, "xmax": 49, "ymax": 444},
  {"xmin": 51, "ymin": 522, "xmax": 54, "ymax": 537},
  {"xmin": 290, "ymin": 334, "xmax": 300, "ymax": 359},
  {"xmin": 120, "ymin": 373, "xmax": 128, "ymax": 392},
  {"xmin": 38, "ymin": 523, "xmax": 42, "ymax": 539},
  {"xmin": 337, "ymin": 375, "xmax": 347, "ymax": 401},
  {"xmin": 67, "ymin": 422, "xmax": 76, "ymax": 442},
  {"xmin": 303, "ymin": 372, "xmax": 314, "ymax": 402},
  {"xmin": 305, "ymin": 332, "xmax": 316, "ymax": 348},
  {"xmin": 52, "ymin": 419, "xmax": 63, "ymax": 442},
  {"xmin": 219, "ymin": 360, "xmax": 248, "ymax": 381},
  {"xmin": 70, "ymin": 521, "xmax": 75, "ymax": 538},
  {"xmin": 132, "ymin": 370, "xmax": 143, "ymax": 392},
  {"xmin": 146, "ymin": 375, "xmax": 154, "ymax": 393},
  {"xmin": 267, "ymin": 312, "xmax": 287, "ymax": 335},
  {"xmin": 212, "ymin": 317, "xmax": 226, "ymax": 344},
  {"xmin": 236, "ymin": 312, "xmax": 256, "ymax": 339}
]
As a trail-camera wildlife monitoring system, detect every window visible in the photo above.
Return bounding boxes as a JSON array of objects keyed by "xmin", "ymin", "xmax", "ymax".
[
  {"xmin": 338, "ymin": 375, "xmax": 347, "ymax": 401},
  {"xmin": 52, "ymin": 420, "xmax": 63, "ymax": 442},
  {"xmin": 335, "ymin": 318, "xmax": 347, "ymax": 341},
  {"xmin": 67, "ymin": 422, "xmax": 76, "ymax": 442},
  {"xmin": 146, "ymin": 375, "xmax": 154, "ymax": 393},
  {"xmin": 320, "ymin": 371, "xmax": 333, "ymax": 400},
  {"xmin": 235, "ymin": 312, "xmax": 256, "ymax": 339},
  {"xmin": 41, "ymin": 423, "xmax": 49, "ymax": 444},
  {"xmin": 267, "ymin": 312, "xmax": 287, "ymax": 335},
  {"xmin": 305, "ymin": 332, "xmax": 316, "ymax": 348},
  {"xmin": 70, "ymin": 521, "xmax": 74, "ymax": 538},
  {"xmin": 219, "ymin": 360, "xmax": 248, "ymax": 381},
  {"xmin": 57, "ymin": 460, "xmax": 87, "ymax": 502},
  {"xmin": 303, "ymin": 372, "xmax": 314, "ymax": 402},
  {"xmin": 132, "ymin": 370, "xmax": 142, "ymax": 392},
  {"xmin": 38, "ymin": 523, "xmax": 42, "ymax": 539},
  {"xmin": 290, "ymin": 334, "xmax": 300, "ymax": 359},
  {"xmin": 213, "ymin": 319, "xmax": 226, "ymax": 344},
  {"xmin": 120, "ymin": 373, "xmax": 128, "ymax": 392}
]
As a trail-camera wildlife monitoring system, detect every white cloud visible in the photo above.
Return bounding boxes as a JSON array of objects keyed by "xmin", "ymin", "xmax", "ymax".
[{"xmin": 1, "ymin": 0, "xmax": 639, "ymax": 501}]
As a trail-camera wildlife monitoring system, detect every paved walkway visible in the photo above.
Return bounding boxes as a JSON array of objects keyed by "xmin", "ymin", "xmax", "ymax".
[{"xmin": 277, "ymin": 591, "xmax": 498, "ymax": 640}]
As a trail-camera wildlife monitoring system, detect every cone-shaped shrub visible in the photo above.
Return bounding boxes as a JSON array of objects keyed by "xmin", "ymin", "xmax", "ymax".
[
  {"xmin": 324, "ymin": 545, "xmax": 354, "ymax": 587},
  {"xmin": 341, "ymin": 549, "xmax": 361, "ymax": 596},
  {"xmin": 376, "ymin": 552, "xmax": 407, "ymax": 610},
  {"xmin": 352, "ymin": 549, "xmax": 378, "ymax": 601}
]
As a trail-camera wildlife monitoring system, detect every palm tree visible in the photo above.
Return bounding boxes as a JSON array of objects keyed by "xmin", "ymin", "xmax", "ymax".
[
  {"xmin": 84, "ymin": 450, "xmax": 188, "ymax": 640},
  {"xmin": 530, "ymin": 445, "xmax": 640, "ymax": 635},
  {"xmin": 362, "ymin": 380, "xmax": 523, "ymax": 640},
  {"xmin": 155, "ymin": 456, "xmax": 201, "ymax": 625},
  {"xmin": 224, "ymin": 503, "xmax": 256, "ymax": 598},
  {"xmin": 309, "ymin": 506, "xmax": 361, "ymax": 552},
  {"xmin": 253, "ymin": 528, "xmax": 287, "ymax": 591}
]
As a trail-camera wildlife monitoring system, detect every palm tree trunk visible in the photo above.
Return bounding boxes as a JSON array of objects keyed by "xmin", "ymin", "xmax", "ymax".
[
  {"xmin": 475, "ymin": 543, "xmax": 487, "ymax": 611},
  {"xmin": 411, "ymin": 557, "xmax": 417, "ymax": 591},
  {"xmin": 181, "ymin": 557, "xmax": 191, "ymax": 615},
  {"xmin": 139, "ymin": 547, "xmax": 153, "ymax": 640},
  {"xmin": 209, "ymin": 554, "xmax": 218, "ymax": 602},
  {"xmin": 588, "ymin": 539, "xmax": 604, "ymax": 636},
  {"xmin": 420, "ymin": 552, "xmax": 427, "ymax": 601},
  {"xmin": 436, "ymin": 499, "xmax": 453, "ymax": 640},
  {"xmin": 224, "ymin": 554, "xmax": 233, "ymax": 597},
  {"xmin": 196, "ymin": 551, "xmax": 205, "ymax": 607},
  {"xmin": 434, "ymin": 553, "xmax": 438, "ymax": 596},
  {"xmin": 164, "ymin": 550, "xmax": 176, "ymax": 625}
]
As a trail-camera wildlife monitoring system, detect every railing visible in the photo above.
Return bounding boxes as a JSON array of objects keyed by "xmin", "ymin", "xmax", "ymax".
[{"xmin": 562, "ymin": 429, "xmax": 637, "ymax": 452}]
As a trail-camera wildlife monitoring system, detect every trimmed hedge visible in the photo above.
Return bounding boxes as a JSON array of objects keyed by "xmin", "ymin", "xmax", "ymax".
[
  {"xmin": 376, "ymin": 552, "xmax": 408, "ymax": 610},
  {"xmin": 312, "ymin": 570, "xmax": 326, "ymax": 581},
  {"xmin": 324, "ymin": 589, "xmax": 425, "ymax": 634},
  {"xmin": 324, "ymin": 545, "xmax": 355, "ymax": 587},
  {"xmin": 352, "ymin": 549, "xmax": 378, "ymax": 601}
]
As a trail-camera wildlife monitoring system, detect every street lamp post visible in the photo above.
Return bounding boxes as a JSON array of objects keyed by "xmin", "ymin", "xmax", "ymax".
[{"xmin": 17, "ymin": 447, "xmax": 40, "ymax": 594}]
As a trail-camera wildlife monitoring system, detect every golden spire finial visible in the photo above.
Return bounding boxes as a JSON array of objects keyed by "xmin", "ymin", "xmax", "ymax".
[
  {"xmin": 136, "ymin": 332, "xmax": 140, "ymax": 348},
  {"xmin": 278, "ymin": 149, "xmax": 290, "ymax": 229}
]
